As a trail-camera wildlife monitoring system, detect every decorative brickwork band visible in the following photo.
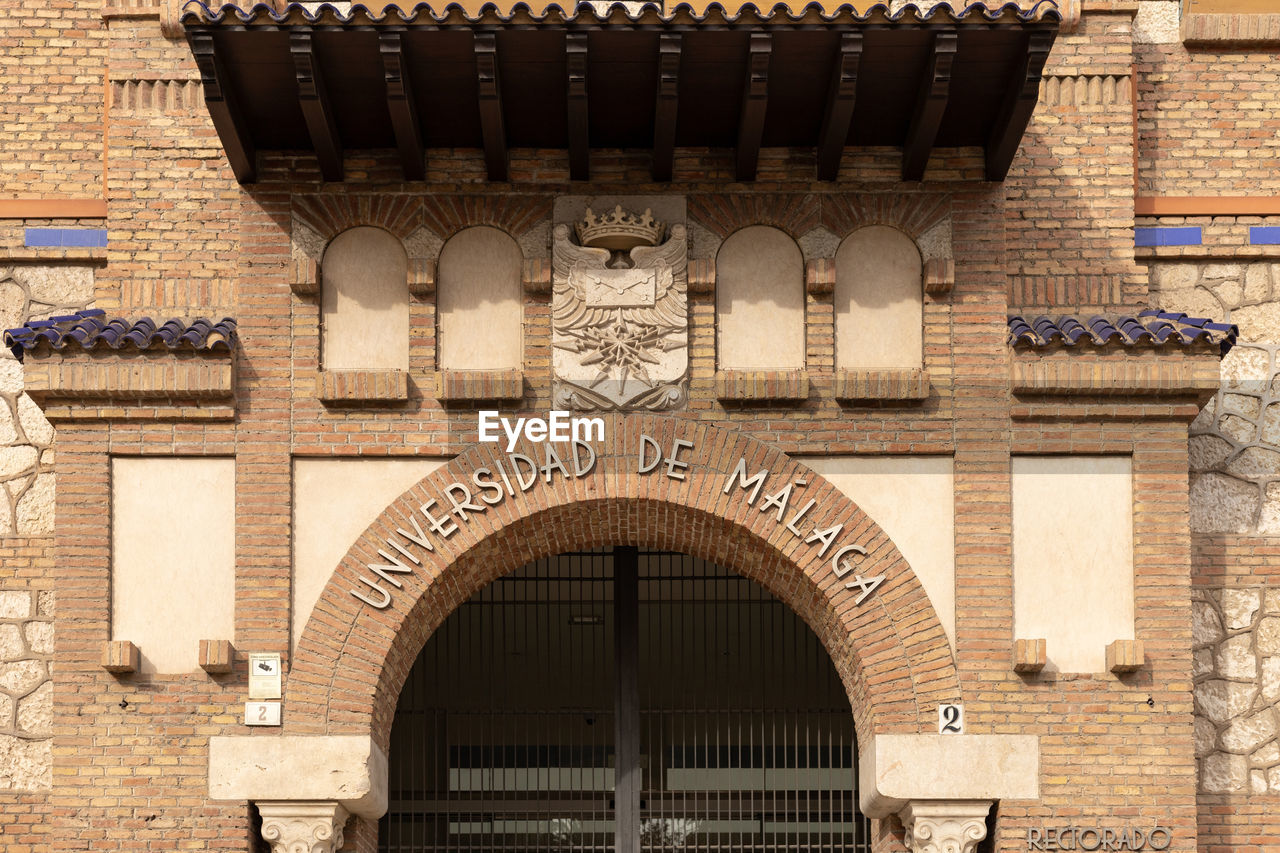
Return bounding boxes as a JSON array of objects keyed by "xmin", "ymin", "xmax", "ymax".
[
  {"xmin": 833, "ymin": 369, "xmax": 930, "ymax": 401},
  {"xmin": 899, "ymin": 800, "xmax": 991, "ymax": 853},
  {"xmin": 1038, "ymin": 75, "xmax": 1131, "ymax": 108},
  {"xmin": 315, "ymin": 370, "xmax": 409, "ymax": 405},
  {"xmin": 1011, "ymin": 358, "xmax": 1220, "ymax": 397},
  {"xmin": 434, "ymin": 369, "xmax": 524, "ymax": 402},
  {"xmin": 23, "ymin": 357, "xmax": 235, "ymax": 403},
  {"xmin": 257, "ymin": 802, "xmax": 348, "ymax": 853},
  {"xmin": 714, "ymin": 370, "xmax": 809, "ymax": 401}
]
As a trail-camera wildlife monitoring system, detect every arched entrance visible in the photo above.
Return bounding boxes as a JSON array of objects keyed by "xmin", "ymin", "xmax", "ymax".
[
  {"xmin": 209, "ymin": 417, "xmax": 1039, "ymax": 853},
  {"xmin": 381, "ymin": 547, "xmax": 869, "ymax": 853}
]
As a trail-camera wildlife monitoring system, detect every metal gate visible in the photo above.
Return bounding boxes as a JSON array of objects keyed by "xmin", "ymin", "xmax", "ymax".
[{"xmin": 380, "ymin": 549, "xmax": 870, "ymax": 853}]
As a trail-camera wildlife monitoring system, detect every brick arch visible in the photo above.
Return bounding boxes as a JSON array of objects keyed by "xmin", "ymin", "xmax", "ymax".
[{"xmin": 285, "ymin": 415, "xmax": 960, "ymax": 751}]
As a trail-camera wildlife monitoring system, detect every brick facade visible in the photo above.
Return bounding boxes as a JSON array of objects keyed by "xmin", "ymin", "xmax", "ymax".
[{"xmin": 2, "ymin": 0, "xmax": 1280, "ymax": 851}]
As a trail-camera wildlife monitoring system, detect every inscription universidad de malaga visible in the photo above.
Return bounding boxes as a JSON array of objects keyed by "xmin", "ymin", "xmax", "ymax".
[{"xmin": 348, "ymin": 433, "xmax": 884, "ymax": 611}]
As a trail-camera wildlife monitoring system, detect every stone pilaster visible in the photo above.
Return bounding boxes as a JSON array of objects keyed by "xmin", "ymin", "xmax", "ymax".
[
  {"xmin": 899, "ymin": 800, "xmax": 991, "ymax": 853},
  {"xmin": 257, "ymin": 801, "xmax": 348, "ymax": 853}
]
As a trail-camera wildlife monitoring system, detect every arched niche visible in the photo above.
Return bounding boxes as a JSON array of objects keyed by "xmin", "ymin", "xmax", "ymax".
[
  {"xmin": 321, "ymin": 226, "xmax": 410, "ymax": 371},
  {"xmin": 835, "ymin": 226, "xmax": 923, "ymax": 371},
  {"xmin": 715, "ymin": 226, "xmax": 805, "ymax": 370},
  {"xmin": 437, "ymin": 225, "xmax": 524, "ymax": 371}
]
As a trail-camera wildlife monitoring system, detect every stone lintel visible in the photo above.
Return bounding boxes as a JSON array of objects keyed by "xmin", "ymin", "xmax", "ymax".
[
  {"xmin": 858, "ymin": 734, "xmax": 1039, "ymax": 818},
  {"xmin": 208, "ymin": 735, "xmax": 388, "ymax": 819}
]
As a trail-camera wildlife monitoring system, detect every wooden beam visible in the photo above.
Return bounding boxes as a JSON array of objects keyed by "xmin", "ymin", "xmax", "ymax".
[
  {"xmin": 816, "ymin": 31, "xmax": 862, "ymax": 182},
  {"xmin": 290, "ymin": 30, "xmax": 343, "ymax": 182},
  {"xmin": 735, "ymin": 32, "xmax": 771, "ymax": 182},
  {"xmin": 475, "ymin": 32, "xmax": 508, "ymax": 182},
  {"xmin": 902, "ymin": 29, "xmax": 957, "ymax": 182},
  {"xmin": 651, "ymin": 33, "xmax": 681, "ymax": 182},
  {"xmin": 567, "ymin": 33, "xmax": 589, "ymax": 181},
  {"xmin": 189, "ymin": 32, "xmax": 256, "ymax": 184},
  {"xmin": 985, "ymin": 30, "xmax": 1053, "ymax": 182},
  {"xmin": 380, "ymin": 32, "xmax": 425, "ymax": 181}
]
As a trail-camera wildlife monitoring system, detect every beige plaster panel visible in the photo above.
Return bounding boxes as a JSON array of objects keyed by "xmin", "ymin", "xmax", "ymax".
[
  {"xmin": 804, "ymin": 457, "xmax": 955, "ymax": 647},
  {"xmin": 293, "ymin": 458, "xmax": 446, "ymax": 647},
  {"xmin": 1012, "ymin": 456, "xmax": 1134, "ymax": 673},
  {"xmin": 716, "ymin": 226, "xmax": 805, "ymax": 370},
  {"xmin": 321, "ymin": 227, "xmax": 410, "ymax": 371},
  {"xmin": 835, "ymin": 226, "xmax": 923, "ymax": 370},
  {"xmin": 438, "ymin": 226, "xmax": 524, "ymax": 371},
  {"xmin": 111, "ymin": 458, "xmax": 235, "ymax": 674},
  {"xmin": 208, "ymin": 735, "xmax": 387, "ymax": 818},
  {"xmin": 859, "ymin": 733, "xmax": 1040, "ymax": 818}
]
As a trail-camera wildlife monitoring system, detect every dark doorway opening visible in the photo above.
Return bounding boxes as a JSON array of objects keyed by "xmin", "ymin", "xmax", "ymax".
[{"xmin": 380, "ymin": 548, "xmax": 870, "ymax": 853}]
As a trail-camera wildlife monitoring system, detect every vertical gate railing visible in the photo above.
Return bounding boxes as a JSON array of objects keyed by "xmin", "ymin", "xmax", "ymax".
[{"xmin": 380, "ymin": 549, "xmax": 870, "ymax": 853}]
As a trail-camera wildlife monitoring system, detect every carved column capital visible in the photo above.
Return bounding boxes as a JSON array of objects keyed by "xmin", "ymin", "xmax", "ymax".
[
  {"xmin": 257, "ymin": 801, "xmax": 349, "ymax": 853},
  {"xmin": 900, "ymin": 800, "xmax": 991, "ymax": 853}
]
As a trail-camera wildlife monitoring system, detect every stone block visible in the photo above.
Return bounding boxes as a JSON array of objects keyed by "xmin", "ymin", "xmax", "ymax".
[
  {"xmin": 1013, "ymin": 638, "xmax": 1047, "ymax": 673},
  {"xmin": 16, "ymin": 681, "xmax": 50, "ymax": 736},
  {"xmin": 0, "ymin": 661, "xmax": 44, "ymax": 694},
  {"xmin": 1106, "ymin": 639, "xmax": 1144, "ymax": 674},
  {"xmin": 208, "ymin": 735, "xmax": 388, "ymax": 818},
  {"xmin": 1217, "ymin": 634, "xmax": 1257, "ymax": 680},
  {"xmin": 199, "ymin": 639, "xmax": 235, "ymax": 674},
  {"xmin": 1190, "ymin": 474, "xmax": 1259, "ymax": 533},
  {"xmin": 0, "ymin": 625, "xmax": 23, "ymax": 661},
  {"xmin": 1196, "ymin": 679, "xmax": 1258, "ymax": 724},
  {"xmin": 0, "ymin": 592, "xmax": 29, "ymax": 619},
  {"xmin": 101, "ymin": 640, "xmax": 140, "ymax": 674},
  {"xmin": 1201, "ymin": 752, "xmax": 1248, "ymax": 793},
  {"xmin": 0, "ymin": 734, "xmax": 51, "ymax": 791},
  {"xmin": 15, "ymin": 473, "xmax": 53, "ymax": 536},
  {"xmin": 22, "ymin": 622, "xmax": 50, "ymax": 655},
  {"xmin": 1193, "ymin": 599, "xmax": 1225, "ymax": 647},
  {"xmin": 1221, "ymin": 710, "xmax": 1277, "ymax": 753},
  {"xmin": 858, "ymin": 733, "xmax": 1039, "ymax": 818},
  {"xmin": 1222, "ymin": 588, "xmax": 1262, "ymax": 629}
]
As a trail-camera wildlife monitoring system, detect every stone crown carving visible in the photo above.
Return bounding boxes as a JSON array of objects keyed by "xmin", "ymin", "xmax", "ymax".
[{"xmin": 576, "ymin": 205, "xmax": 665, "ymax": 251}]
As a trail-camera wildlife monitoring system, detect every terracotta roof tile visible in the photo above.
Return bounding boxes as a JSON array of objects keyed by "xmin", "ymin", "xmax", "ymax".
[
  {"xmin": 181, "ymin": 0, "xmax": 1063, "ymax": 27},
  {"xmin": 4, "ymin": 309, "xmax": 237, "ymax": 361},
  {"xmin": 1007, "ymin": 310, "xmax": 1238, "ymax": 355}
]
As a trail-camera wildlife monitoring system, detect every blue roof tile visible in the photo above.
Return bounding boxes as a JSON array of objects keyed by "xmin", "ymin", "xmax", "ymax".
[
  {"xmin": 4, "ymin": 310, "xmax": 236, "ymax": 361},
  {"xmin": 1008, "ymin": 310, "xmax": 1237, "ymax": 356}
]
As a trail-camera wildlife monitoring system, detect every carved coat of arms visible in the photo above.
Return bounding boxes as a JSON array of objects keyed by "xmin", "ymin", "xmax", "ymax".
[{"xmin": 552, "ymin": 205, "xmax": 688, "ymax": 411}]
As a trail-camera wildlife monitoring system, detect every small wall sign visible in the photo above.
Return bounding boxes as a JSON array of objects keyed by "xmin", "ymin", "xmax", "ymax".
[
  {"xmin": 244, "ymin": 701, "xmax": 281, "ymax": 727},
  {"xmin": 247, "ymin": 653, "xmax": 282, "ymax": 699},
  {"xmin": 938, "ymin": 703, "xmax": 964, "ymax": 734}
]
